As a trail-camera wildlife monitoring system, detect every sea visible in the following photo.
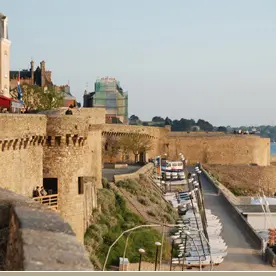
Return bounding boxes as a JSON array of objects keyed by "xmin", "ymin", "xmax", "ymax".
[{"xmin": 271, "ymin": 143, "xmax": 276, "ymax": 155}]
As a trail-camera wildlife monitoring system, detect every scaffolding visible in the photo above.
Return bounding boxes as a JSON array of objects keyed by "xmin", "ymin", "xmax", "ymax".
[{"xmin": 93, "ymin": 78, "xmax": 128, "ymax": 124}]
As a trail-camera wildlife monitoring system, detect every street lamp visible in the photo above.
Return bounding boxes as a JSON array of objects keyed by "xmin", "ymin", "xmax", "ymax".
[
  {"xmin": 154, "ymin": 242, "xmax": 162, "ymax": 271},
  {"xmin": 138, "ymin": 248, "xmax": 145, "ymax": 271},
  {"xmin": 183, "ymin": 230, "xmax": 202, "ymax": 271},
  {"xmin": 169, "ymin": 238, "xmax": 175, "ymax": 271}
]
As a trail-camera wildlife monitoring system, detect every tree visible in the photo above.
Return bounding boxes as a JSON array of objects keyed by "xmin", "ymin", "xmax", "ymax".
[
  {"xmin": 120, "ymin": 132, "xmax": 152, "ymax": 163},
  {"xmin": 10, "ymin": 84, "xmax": 64, "ymax": 112},
  {"xmin": 164, "ymin": 117, "xmax": 172, "ymax": 126},
  {"xmin": 152, "ymin": 116, "xmax": 164, "ymax": 122},
  {"xmin": 10, "ymin": 84, "xmax": 41, "ymax": 112},
  {"xmin": 217, "ymin": 126, "xmax": 227, "ymax": 133},
  {"xmin": 38, "ymin": 86, "xmax": 64, "ymax": 111},
  {"xmin": 196, "ymin": 119, "xmax": 214, "ymax": 131},
  {"xmin": 130, "ymin": 114, "xmax": 139, "ymax": 121},
  {"xmin": 103, "ymin": 136, "xmax": 121, "ymax": 163},
  {"xmin": 171, "ymin": 118, "xmax": 195, "ymax": 131}
]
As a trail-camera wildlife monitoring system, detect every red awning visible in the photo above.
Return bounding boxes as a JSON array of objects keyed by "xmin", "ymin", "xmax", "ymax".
[{"xmin": 0, "ymin": 95, "xmax": 11, "ymax": 108}]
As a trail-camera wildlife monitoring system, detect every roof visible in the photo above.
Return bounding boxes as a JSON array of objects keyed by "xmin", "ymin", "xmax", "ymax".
[
  {"xmin": 10, "ymin": 70, "xmax": 31, "ymax": 79},
  {"xmin": 237, "ymin": 205, "xmax": 276, "ymax": 213}
]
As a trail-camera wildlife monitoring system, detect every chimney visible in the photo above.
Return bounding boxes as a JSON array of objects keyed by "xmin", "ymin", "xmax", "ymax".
[
  {"xmin": 40, "ymin": 60, "xmax": 46, "ymax": 87},
  {"xmin": 30, "ymin": 60, "xmax": 34, "ymax": 85}
]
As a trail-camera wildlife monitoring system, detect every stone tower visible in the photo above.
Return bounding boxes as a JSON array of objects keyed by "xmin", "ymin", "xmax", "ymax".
[
  {"xmin": 40, "ymin": 60, "xmax": 46, "ymax": 87},
  {"xmin": 0, "ymin": 13, "xmax": 11, "ymax": 97}
]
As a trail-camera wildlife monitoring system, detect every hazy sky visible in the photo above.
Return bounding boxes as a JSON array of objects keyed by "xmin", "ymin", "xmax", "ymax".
[{"xmin": 3, "ymin": 0, "xmax": 276, "ymax": 126}]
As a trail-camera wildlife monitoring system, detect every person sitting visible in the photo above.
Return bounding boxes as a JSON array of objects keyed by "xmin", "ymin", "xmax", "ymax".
[
  {"xmin": 33, "ymin": 186, "xmax": 40, "ymax": 197},
  {"xmin": 40, "ymin": 186, "xmax": 48, "ymax": 196}
]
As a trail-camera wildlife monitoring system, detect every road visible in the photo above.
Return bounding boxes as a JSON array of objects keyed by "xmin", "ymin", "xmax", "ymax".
[
  {"xmin": 102, "ymin": 165, "xmax": 141, "ymax": 182},
  {"xmin": 188, "ymin": 167, "xmax": 275, "ymax": 271}
]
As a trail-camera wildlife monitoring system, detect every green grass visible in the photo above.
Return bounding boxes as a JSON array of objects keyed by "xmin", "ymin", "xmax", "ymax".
[{"xmin": 85, "ymin": 181, "xmax": 171, "ymax": 270}]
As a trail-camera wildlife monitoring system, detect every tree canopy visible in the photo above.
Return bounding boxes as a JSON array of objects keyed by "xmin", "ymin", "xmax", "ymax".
[
  {"xmin": 10, "ymin": 84, "xmax": 64, "ymax": 112},
  {"xmin": 120, "ymin": 132, "xmax": 152, "ymax": 162}
]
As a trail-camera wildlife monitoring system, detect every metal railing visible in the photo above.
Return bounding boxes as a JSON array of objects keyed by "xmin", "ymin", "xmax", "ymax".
[{"xmin": 33, "ymin": 194, "xmax": 59, "ymax": 212}]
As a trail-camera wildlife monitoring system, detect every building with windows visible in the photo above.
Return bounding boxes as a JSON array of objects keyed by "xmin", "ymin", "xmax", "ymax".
[
  {"xmin": 0, "ymin": 13, "xmax": 11, "ymax": 97},
  {"xmin": 83, "ymin": 77, "xmax": 128, "ymax": 124},
  {"xmin": 10, "ymin": 60, "xmax": 53, "ymax": 90}
]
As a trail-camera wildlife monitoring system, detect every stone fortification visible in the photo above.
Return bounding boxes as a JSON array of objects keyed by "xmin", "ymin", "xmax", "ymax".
[
  {"xmin": 0, "ymin": 187, "xmax": 93, "ymax": 271},
  {"xmin": 167, "ymin": 134, "xmax": 270, "ymax": 166},
  {"xmin": 0, "ymin": 110, "xmax": 271, "ymax": 249},
  {"xmin": 43, "ymin": 108, "xmax": 105, "ymax": 242},
  {"xmin": 0, "ymin": 115, "xmax": 46, "ymax": 197}
]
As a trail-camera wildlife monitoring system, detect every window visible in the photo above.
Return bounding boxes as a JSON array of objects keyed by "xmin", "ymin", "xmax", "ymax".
[{"xmin": 78, "ymin": 177, "xmax": 84, "ymax": 194}]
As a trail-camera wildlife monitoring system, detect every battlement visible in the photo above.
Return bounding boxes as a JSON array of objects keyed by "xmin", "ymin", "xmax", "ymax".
[
  {"xmin": 45, "ymin": 134, "xmax": 87, "ymax": 147},
  {"xmin": 0, "ymin": 135, "xmax": 46, "ymax": 151},
  {"xmin": 102, "ymin": 124, "xmax": 168, "ymax": 139}
]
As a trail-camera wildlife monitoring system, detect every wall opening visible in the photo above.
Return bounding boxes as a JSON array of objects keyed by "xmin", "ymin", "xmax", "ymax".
[
  {"xmin": 78, "ymin": 177, "xmax": 84, "ymax": 194},
  {"xmin": 55, "ymin": 136, "xmax": 61, "ymax": 146},
  {"xmin": 46, "ymin": 136, "xmax": 52, "ymax": 146},
  {"xmin": 43, "ymin": 178, "xmax": 58, "ymax": 194}
]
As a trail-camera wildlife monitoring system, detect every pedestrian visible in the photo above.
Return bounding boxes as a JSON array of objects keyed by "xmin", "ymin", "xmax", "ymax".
[
  {"xmin": 40, "ymin": 186, "xmax": 48, "ymax": 196},
  {"xmin": 65, "ymin": 106, "xmax": 73, "ymax": 115},
  {"xmin": 32, "ymin": 187, "xmax": 39, "ymax": 197},
  {"xmin": 33, "ymin": 186, "xmax": 40, "ymax": 197}
]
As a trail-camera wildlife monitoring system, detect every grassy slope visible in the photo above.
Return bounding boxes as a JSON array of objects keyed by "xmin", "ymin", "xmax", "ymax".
[{"xmin": 85, "ymin": 177, "xmax": 178, "ymax": 270}]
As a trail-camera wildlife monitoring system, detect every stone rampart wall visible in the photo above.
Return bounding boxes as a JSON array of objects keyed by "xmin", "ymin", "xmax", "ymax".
[
  {"xmin": 0, "ymin": 115, "xmax": 46, "ymax": 197},
  {"xmin": 114, "ymin": 163, "xmax": 153, "ymax": 182},
  {"xmin": 168, "ymin": 135, "xmax": 270, "ymax": 166},
  {"xmin": 0, "ymin": 187, "xmax": 93, "ymax": 271}
]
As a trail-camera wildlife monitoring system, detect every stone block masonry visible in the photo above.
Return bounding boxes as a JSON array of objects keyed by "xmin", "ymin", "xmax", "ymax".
[
  {"xmin": 0, "ymin": 115, "xmax": 46, "ymax": 198},
  {"xmin": 0, "ymin": 109, "xmax": 271, "ymax": 253},
  {"xmin": 0, "ymin": 187, "xmax": 93, "ymax": 271}
]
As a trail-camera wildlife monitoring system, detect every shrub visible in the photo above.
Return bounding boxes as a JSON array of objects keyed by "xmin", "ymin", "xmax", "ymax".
[
  {"xmin": 139, "ymin": 174, "xmax": 146, "ymax": 180},
  {"xmin": 116, "ymin": 179, "xmax": 140, "ymax": 195},
  {"xmin": 137, "ymin": 196, "xmax": 150, "ymax": 206},
  {"xmin": 147, "ymin": 210, "xmax": 156, "ymax": 217},
  {"xmin": 102, "ymin": 178, "xmax": 110, "ymax": 189},
  {"xmin": 149, "ymin": 196, "xmax": 160, "ymax": 204}
]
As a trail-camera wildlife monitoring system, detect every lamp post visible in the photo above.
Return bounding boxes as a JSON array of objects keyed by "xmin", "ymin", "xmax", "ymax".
[
  {"xmin": 154, "ymin": 242, "xmax": 162, "ymax": 271},
  {"xmin": 183, "ymin": 230, "xmax": 202, "ymax": 271},
  {"xmin": 179, "ymin": 229, "xmax": 188, "ymax": 271},
  {"xmin": 138, "ymin": 248, "xmax": 145, "ymax": 271},
  {"xmin": 169, "ymin": 239, "xmax": 175, "ymax": 271}
]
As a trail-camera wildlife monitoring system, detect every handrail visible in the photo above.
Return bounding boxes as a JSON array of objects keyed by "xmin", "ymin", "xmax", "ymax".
[{"xmin": 33, "ymin": 193, "xmax": 59, "ymax": 212}]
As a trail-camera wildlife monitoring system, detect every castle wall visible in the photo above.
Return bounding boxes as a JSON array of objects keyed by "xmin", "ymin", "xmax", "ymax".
[
  {"xmin": 168, "ymin": 134, "xmax": 270, "ymax": 166},
  {"xmin": 102, "ymin": 124, "xmax": 169, "ymax": 163},
  {"xmin": 43, "ymin": 109, "xmax": 105, "ymax": 242},
  {"xmin": 0, "ymin": 114, "xmax": 46, "ymax": 197}
]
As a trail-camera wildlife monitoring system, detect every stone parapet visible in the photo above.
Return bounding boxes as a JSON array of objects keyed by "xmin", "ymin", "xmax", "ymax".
[
  {"xmin": 114, "ymin": 163, "xmax": 153, "ymax": 182},
  {"xmin": 0, "ymin": 114, "xmax": 46, "ymax": 138},
  {"xmin": 0, "ymin": 187, "xmax": 93, "ymax": 271}
]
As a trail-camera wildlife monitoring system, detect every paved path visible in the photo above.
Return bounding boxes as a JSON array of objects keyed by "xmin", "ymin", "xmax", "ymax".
[
  {"xmin": 102, "ymin": 165, "xmax": 141, "ymax": 182},
  {"xmin": 188, "ymin": 167, "xmax": 275, "ymax": 271}
]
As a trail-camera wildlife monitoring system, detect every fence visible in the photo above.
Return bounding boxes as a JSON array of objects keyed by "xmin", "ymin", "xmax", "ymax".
[{"xmin": 33, "ymin": 194, "xmax": 59, "ymax": 212}]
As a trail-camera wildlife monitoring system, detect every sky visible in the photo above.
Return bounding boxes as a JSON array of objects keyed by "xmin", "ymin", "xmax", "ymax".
[{"xmin": 3, "ymin": 0, "xmax": 276, "ymax": 126}]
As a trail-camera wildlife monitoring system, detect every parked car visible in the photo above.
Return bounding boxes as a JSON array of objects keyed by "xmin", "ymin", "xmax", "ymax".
[
  {"xmin": 165, "ymin": 172, "xmax": 171, "ymax": 180},
  {"xmin": 178, "ymin": 171, "xmax": 185, "ymax": 180},
  {"xmin": 171, "ymin": 172, "xmax": 178, "ymax": 180}
]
